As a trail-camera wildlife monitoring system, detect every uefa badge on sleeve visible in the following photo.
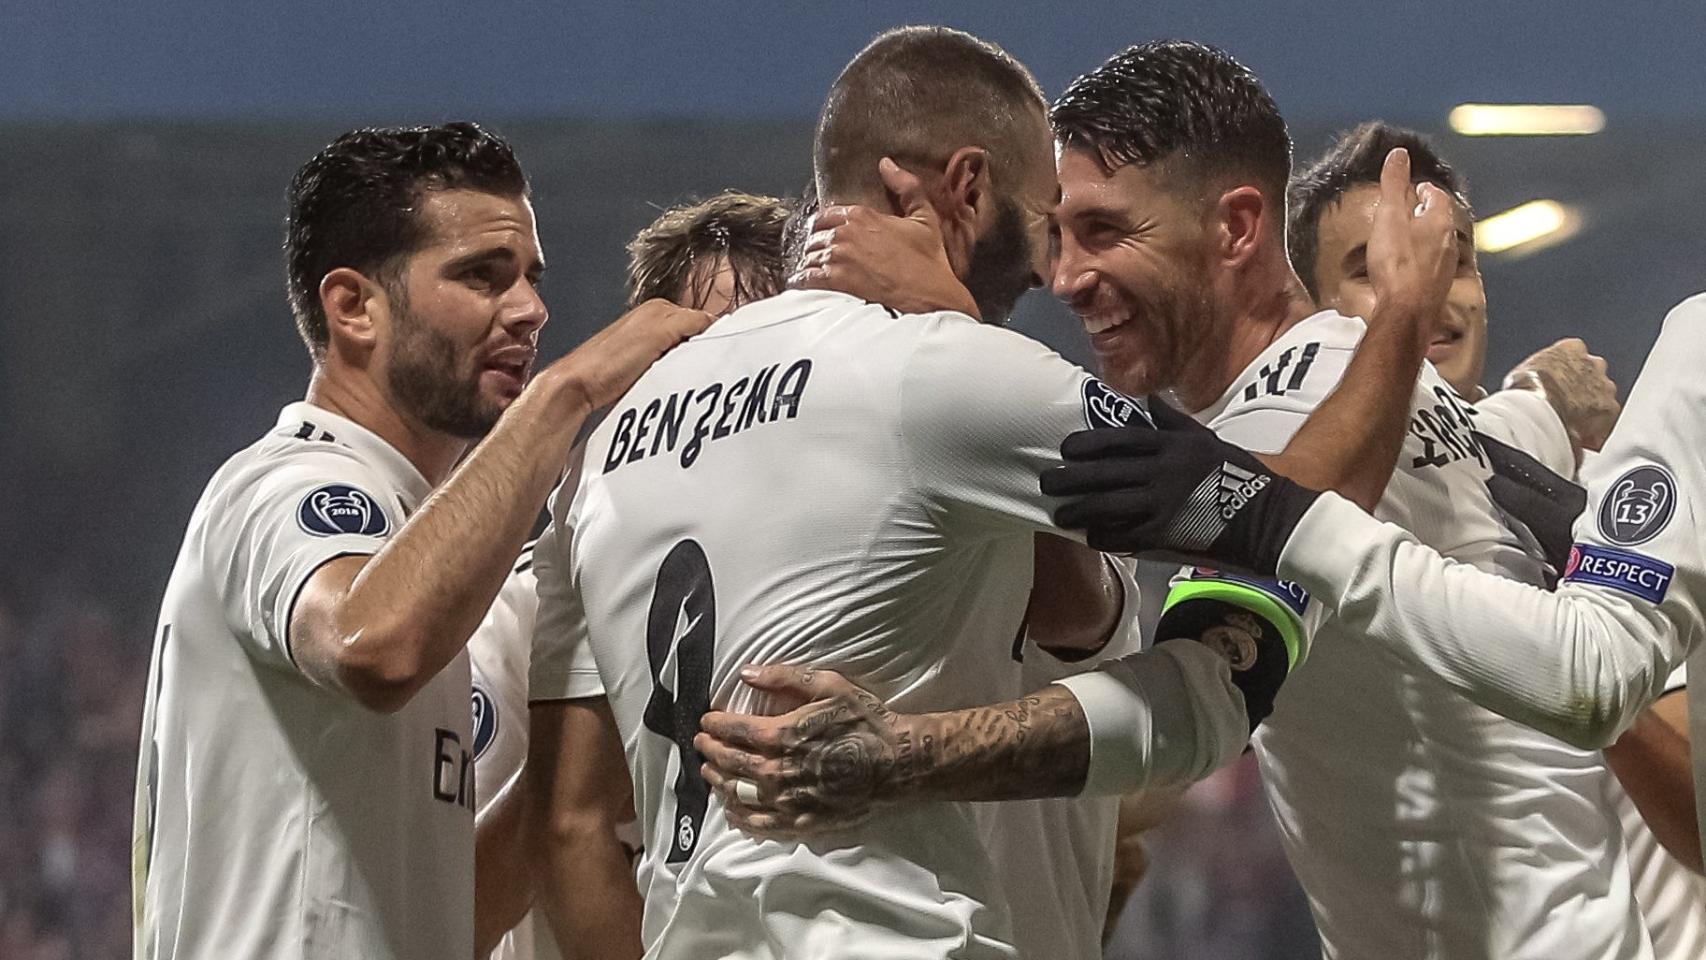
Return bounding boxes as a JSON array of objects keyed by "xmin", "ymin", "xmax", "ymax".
[
  {"xmin": 1598, "ymin": 464, "xmax": 1676, "ymax": 546},
  {"xmin": 297, "ymin": 484, "xmax": 391, "ymax": 537},
  {"xmin": 1081, "ymin": 378, "xmax": 1150, "ymax": 430}
]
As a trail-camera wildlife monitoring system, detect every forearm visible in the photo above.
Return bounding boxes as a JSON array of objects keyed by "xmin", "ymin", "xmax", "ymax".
[
  {"xmin": 533, "ymin": 820, "xmax": 644, "ymax": 960},
  {"xmin": 1262, "ymin": 299, "xmax": 1429, "ymax": 511},
  {"xmin": 330, "ymin": 370, "xmax": 590, "ymax": 695},
  {"xmin": 1604, "ymin": 691, "xmax": 1701, "ymax": 872},
  {"xmin": 1280, "ymin": 493, "xmax": 1681, "ymax": 748},
  {"xmin": 889, "ymin": 641, "xmax": 1245, "ymax": 802},
  {"xmin": 891, "ymin": 685, "xmax": 1091, "ymax": 802},
  {"xmin": 475, "ymin": 768, "xmax": 534, "ymax": 956},
  {"xmin": 1026, "ymin": 536, "xmax": 1125, "ymax": 659}
]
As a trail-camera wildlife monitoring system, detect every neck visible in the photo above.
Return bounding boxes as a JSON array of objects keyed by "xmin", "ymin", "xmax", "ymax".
[
  {"xmin": 304, "ymin": 367, "xmax": 468, "ymax": 487},
  {"xmin": 1172, "ymin": 257, "xmax": 1319, "ymax": 413}
]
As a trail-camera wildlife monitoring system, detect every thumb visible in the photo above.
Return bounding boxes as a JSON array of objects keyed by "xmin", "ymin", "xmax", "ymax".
[
  {"xmin": 879, "ymin": 157, "xmax": 938, "ymax": 225},
  {"xmin": 738, "ymin": 663, "xmax": 829, "ymax": 703},
  {"xmin": 1144, "ymin": 396, "xmax": 1201, "ymax": 432}
]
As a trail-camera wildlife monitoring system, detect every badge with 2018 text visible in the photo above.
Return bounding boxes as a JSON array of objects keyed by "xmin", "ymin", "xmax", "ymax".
[
  {"xmin": 296, "ymin": 484, "xmax": 390, "ymax": 537},
  {"xmin": 1598, "ymin": 464, "xmax": 1675, "ymax": 546},
  {"xmin": 1082, "ymin": 378, "xmax": 1148, "ymax": 430}
]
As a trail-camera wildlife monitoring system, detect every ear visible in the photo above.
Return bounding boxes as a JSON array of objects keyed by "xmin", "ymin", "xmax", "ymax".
[
  {"xmin": 1212, "ymin": 185, "xmax": 1269, "ymax": 268},
  {"xmin": 319, "ymin": 267, "xmax": 384, "ymax": 356},
  {"xmin": 936, "ymin": 146, "xmax": 992, "ymax": 273}
]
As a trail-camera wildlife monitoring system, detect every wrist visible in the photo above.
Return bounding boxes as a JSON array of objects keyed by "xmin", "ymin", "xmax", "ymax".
[{"xmin": 532, "ymin": 364, "xmax": 598, "ymax": 421}]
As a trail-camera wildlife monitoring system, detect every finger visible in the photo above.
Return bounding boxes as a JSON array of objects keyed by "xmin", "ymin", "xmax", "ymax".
[
  {"xmin": 1054, "ymin": 489, "xmax": 1161, "ymax": 532},
  {"xmin": 737, "ymin": 663, "xmax": 846, "ymax": 702},
  {"xmin": 693, "ymin": 732, "xmax": 769, "ymax": 780},
  {"xmin": 1142, "ymin": 396, "xmax": 1202, "ymax": 432},
  {"xmin": 1041, "ymin": 458, "xmax": 1155, "ymax": 497},
  {"xmin": 878, "ymin": 157, "xmax": 939, "ymax": 226},
  {"xmin": 698, "ymin": 712, "xmax": 788, "ymax": 755},
  {"xmin": 1058, "ymin": 425, "xmax": 1160, "ymax": 461},
  {"xmin": 1377, "ymin": 147, "xmax": 1414, "ymax": 221},
  {"xmin": 808, "ymin": 205, "xmax": 854, "ymax": 232}
]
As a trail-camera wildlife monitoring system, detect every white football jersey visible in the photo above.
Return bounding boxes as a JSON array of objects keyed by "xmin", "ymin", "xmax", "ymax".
[
  {"xmin": 1614, "ymin": 666, "xmax": 1706, "ymax": 960},
  {"xmin": 530, "ymin": 289, "xmax": 1177, "ymax": 960},
  {"xmin": 977, "ymin": 578, "xmax": 1146, "ymax": 960},
  {"xmin": 1477, "ymin": 389, "xmax": 1706, "ymax": 959},
  {"xmin": 133, "ymin": 402, "xmax": 473, "ymax": 960},
  {"xmin": 1275, "ymin": 293, "xmax": 1706, "ymax": 909},
  {"xmin": 1197, "ymin": 312, "xmax": 1648, "ymax": 960}
]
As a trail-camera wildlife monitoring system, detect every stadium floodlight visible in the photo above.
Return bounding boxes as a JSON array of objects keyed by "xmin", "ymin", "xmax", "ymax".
[
  {"xmin": 1475, "ymin": 200, "xmax": 1582, "ymax": 255},
  {"xmin": 1449, "ymin": 103, "xmax": 1606, "ymax": 136}
]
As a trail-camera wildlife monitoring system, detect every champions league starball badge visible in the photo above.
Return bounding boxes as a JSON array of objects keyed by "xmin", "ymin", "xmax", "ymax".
[
  {"xmin": 1081, "ymin": 378, "xmax": 1148, "ymax": 430},
  {"xmin": 297, "ymin": 484, "xmax": 390, "ymax": 537},
  {"xmin": 1598, "ymin": 464, "xmax": 1676, "ymax": 546}
]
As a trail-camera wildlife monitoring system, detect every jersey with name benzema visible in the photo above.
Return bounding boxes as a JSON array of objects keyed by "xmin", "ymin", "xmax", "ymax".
[
  {"xmin": 133, "ymin": 403, "xmax": 473, "ymax": 960},
  {"xmin": 530, "ymin": 289, "xmax": 1154, "ymax": 960},
  {"xmin": 1198, "ymin": 312, "xmax": 1647, "ymax": 960}
]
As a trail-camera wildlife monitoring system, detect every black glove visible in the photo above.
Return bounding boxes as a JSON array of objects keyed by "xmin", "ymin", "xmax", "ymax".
[
  {"xmin": 1041, "ymin": 398, "xmax": 1321, "ymax": 576},
  {"xmin": 1477, "ymin": 431, "xmax": 1587, "ymax": 575}
]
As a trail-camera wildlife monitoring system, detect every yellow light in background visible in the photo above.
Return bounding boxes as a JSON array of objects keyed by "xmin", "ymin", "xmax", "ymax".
[
  {"xmin": 1475, "ymin": 200, "xmax": 1583, "ymax": 255},
  {"xmin": 1449, "ymin": 103, "xmax": 1606, "ymax": 136}
]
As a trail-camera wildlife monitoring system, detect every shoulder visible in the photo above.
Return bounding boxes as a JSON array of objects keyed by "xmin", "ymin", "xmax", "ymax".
[{"xmin": 1207, "ymin": 312, "xmax": 1361, "ymax": 435}]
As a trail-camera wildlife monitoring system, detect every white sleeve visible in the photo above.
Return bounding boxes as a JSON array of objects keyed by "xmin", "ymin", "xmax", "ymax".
[
  {"xmin": 1473, "ymin": 388, "xmax": 1576, "ymax": 478},
  {"xmin": 220, "ymin": 447, "xmax": 395, "ymax": 673},
  {"xmin": 1054, "ymin": 643, "xmax": 1248, "ymax": 794},
  {"xmin": 470, "ymin": 559, "xmax": 545, "ymax": 810},
  {"xmin": 898, "ymin": 315, "xmax": 1147, "ymax": 535},
  {"xmin": 898, "ymin": 317, "xmax": 1248, "ymax": 792},
  {"xmin": 529, "ymin": 464, "xmax": 605, "ymax": 703},
  {"xmin": 1273, "ymin": 295, "xmax": 1706, "ymax": 749}
]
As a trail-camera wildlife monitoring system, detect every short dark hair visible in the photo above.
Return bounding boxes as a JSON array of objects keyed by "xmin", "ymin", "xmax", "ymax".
[
  {"xmin": 1287, "ymin": 121, "xmax": 1469, "ymax": 298},
  {"xmin": 815, "ymin": 26, "xmax": 1048, "ymax": 202},
  {"xmin": 285, "ymin": 121, "xmax": 528, "ymax": 357},
  {"xmin": 1052, "ymin": 40, "xmax": 1292, "ymax": 211},
  {"xmin": 625, "ymin": 191, "xmax": 793, "ymax": 311}
]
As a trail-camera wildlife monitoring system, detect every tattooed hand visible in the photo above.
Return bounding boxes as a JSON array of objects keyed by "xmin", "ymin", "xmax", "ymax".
[
  {"xmin": 696, "ymin": 665, "xmax": 903, "ymax": 837},
  {"xmin": 1502, "ymin": 337, "xmax": 1620, "ymax": 458},
  {"xmin": 697, "ymin": 665, "xmax": 1092, "ymax": 838}
]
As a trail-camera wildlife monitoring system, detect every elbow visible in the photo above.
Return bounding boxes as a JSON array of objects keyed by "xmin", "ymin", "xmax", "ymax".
[{"xmin": 330, "ymin": 634, "xmax": 429, "ymax": 714}]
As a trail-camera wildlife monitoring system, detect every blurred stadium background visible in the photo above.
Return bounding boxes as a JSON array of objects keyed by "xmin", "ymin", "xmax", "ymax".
[{"xmin": 2, "ymin": 2, "xmax": 1703, "ymax": 957}]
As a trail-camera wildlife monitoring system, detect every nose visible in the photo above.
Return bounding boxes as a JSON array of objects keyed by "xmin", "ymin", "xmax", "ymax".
[
  {"xmin": 1051, "ymin": 235, "xmax": 1095, "ymax": 305},
  {"xmin": 503, "ymin": 280, "xmax": 549, "ymax": 338}
]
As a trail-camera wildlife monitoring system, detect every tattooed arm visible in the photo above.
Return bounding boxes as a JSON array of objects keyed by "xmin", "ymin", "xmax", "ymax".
[
  {"xmin": 695, "ymin": 642, "xmax": 1245, "ymax": 836},
  {"xmin": 695, "ymin": 667, "xmax": 1088, "ymax": 834}
]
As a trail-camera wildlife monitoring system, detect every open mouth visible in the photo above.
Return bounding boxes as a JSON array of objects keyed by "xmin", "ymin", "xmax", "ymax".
[
  {"xmin": 1427, "ymin": 328, "xmax": 1463, "ymax": 362},
  {"xmin": 484, "ymin": 346, "xmax": 535, "ymax": 386}
]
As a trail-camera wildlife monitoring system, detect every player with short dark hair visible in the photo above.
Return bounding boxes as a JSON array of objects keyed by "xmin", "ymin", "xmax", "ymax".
[
  {"xmin": 698, "ymin": 40, "xmax": 1657, "ymax": 960},
  {"xmin": 132, "ymin": 121, "xmax": 709, "ymax": 960},
  {"xmin": 526, "ymin": 26, "xmax": 1254, "ymax": 960}
]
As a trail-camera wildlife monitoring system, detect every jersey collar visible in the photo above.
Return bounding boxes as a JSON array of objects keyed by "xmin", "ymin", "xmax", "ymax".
[
  {"xmin": 1190, "ymin": 308, "xmax": 1356, "ymax": 426},
  {"xmin": 276, "ymin": 402, "xmax": 434, "ymax": 507}
]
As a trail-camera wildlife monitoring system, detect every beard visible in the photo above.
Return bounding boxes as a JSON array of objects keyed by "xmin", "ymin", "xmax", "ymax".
[
  {"xmin": 1096, "ymin": 257, "xmax": 1218, "ymax": 399},
  {"xmin": 961, "ymin": 197, "xmax": 1034, "ymax": 324},
  {"xmin": 385, "ymin": 292, "xmax": 503, "ymax": 440}
]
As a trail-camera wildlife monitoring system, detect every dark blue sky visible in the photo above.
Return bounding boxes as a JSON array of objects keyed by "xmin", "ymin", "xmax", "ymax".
[{"xmin": 3, "ymin": 0, "xmax": 1701, "ymax": 123}]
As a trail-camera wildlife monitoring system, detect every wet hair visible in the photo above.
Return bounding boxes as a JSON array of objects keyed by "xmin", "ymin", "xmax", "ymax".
[
  {"xmin": 1052, "ymin": 40, "xmax": 1292, "ymax": 212},
  {"xmin": 625, "ymin": 191, "xmax": 792, "ymax": 310},
  {"xmin": 1287, "ymin": 121, "xmax": 1470, "ymax": 298},
  {"xmin": 285, "ymin": 121, "xmax": 527, "ymax": 356}
]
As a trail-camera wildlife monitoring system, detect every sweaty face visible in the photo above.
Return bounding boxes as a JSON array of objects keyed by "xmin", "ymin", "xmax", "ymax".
[
  {"xmin": 1052, "ymin": 146, "xmax": 1219, "ymax": 397},
  {"xmin": 1310, "ymin": 182, "xmax": 1485, "ymax": 395},
  {"xmin": 380, "ymin": 189, "xmax": 548, "ymax": 439}
]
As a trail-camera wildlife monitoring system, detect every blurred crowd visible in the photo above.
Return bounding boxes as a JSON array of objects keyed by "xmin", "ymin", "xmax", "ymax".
[{"xmin": 0, "ymin": 589, "xmax": 147, "ymax": 960}]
